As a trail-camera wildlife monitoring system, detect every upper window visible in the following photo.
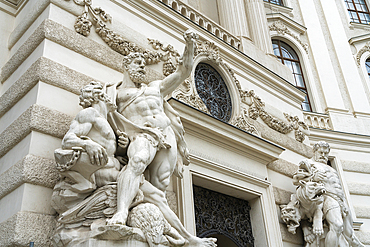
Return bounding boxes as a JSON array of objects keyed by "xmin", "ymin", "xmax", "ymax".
[
  {"xmin": 345, "ymin": 0, "xmax": 370, "ymax": 24},
  {"xmin": 194, "ymin": 63, "xmax": 232, "ymax": 122},
  {"xmin": 272, "ymin": 40, "xmax": 311, "ymax": 111},
  {"xmin": 264, "ymin": 0, "xmax": 284, "ymax": 6},
  {"xmin": 366, "ymin": 58, "xmax": 370, "ymax": 79}
]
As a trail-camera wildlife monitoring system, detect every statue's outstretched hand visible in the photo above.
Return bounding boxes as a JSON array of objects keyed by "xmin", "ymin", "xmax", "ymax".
[{"xmin": 117, "ymin": 130, "xmax": 129, "ymax": 149}]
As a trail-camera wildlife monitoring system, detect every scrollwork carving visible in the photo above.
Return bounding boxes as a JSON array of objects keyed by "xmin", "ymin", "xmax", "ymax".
[
  {"xmin": 356, "ymin": 41, "xmax": 370, "ymax": 66},
  {"xmin": 269, "ymin": 21, "xmax": 309, "ymax": 54},
  {"xmin": 230, "ymin": 108, "xmax": 260, "ymax": 136}
]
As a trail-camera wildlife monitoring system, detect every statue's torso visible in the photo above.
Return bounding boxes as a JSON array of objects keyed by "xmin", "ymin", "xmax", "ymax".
[
  {"xmin": 117, "ymin": 82, "xmax": 171, "ymax": 130},
  {"xmin": 312, "ymin": 162, "xmax": 344, "ymax": 198}
]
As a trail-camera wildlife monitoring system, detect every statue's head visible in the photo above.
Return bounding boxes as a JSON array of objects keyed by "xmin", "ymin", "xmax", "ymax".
[
  {"xmin": 79, "ymin": 81, "xmax": 115, "ymax": 110},
  {"xmin": 123, "ymin": 52, "xmax": 147, "ymax": 85},
  {"xmin": 313, "ymin": 141, "xmax": 330, "ymax": 164}
]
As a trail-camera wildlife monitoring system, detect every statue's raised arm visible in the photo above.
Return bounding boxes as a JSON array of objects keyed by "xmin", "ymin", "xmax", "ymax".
[{"xmin": 160, "ymin": 29, "xmax": 198, "ymax": 96}]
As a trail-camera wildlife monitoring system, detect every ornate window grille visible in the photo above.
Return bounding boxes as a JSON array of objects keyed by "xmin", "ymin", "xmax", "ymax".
[
  {"xmin": 272, "ymin": 40, "xmax": 312, "ymax": 111},
  {"xmin": 193, "ymin": 185, "xmax": 254, "ymax": 247},
  {"xmin": 263, "ymin": 0, "xmax": 284, "ymax": 6},
  {"xmin": 366, "ymin": 58, "xmax": 370, "ymax": 79},
  {"xmin": 345, "ymin": 0, "xmax": 370, "ymax": 24},
  {"xmin": 194, "ymin": 63, "xmax": 232, "ymax": 122}
]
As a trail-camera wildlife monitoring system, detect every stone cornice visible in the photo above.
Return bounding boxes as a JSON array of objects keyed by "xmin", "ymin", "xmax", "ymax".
[
  {"xmin": 0, "ymin": 57, "xmax": 95, "ymax": 118},
  {"xmin": 0, "ymin": 104, "xmax": 72, "ymax": 158},
  {"xmin": 0, "ymin": 154, "xmax": 58, "ymax": 200}
]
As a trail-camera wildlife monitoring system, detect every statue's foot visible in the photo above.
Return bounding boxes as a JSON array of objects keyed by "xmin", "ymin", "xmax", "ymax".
[
  {"xmin": 188, "ymin": 236, "xmax": 217, "ymax": 247},
  {"xmin": 107, "ymin": 211, "xmax": 128, "ymax": 225},
  {"xmin": 312, "ymin": 222, "xmax": 324, "ymax": 236}
]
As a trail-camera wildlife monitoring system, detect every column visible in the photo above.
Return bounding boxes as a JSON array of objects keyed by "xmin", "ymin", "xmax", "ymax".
[
  {"xmin": 298, "ymin": 0, "xmax": 346, "ymax": 112},
  {"xmin": 244, "ymin": 0, "xmax": 274, "ymax": 54},
  {"xmin": 217, "ymin": 0, "xmax": 251, "ymax": 48}
]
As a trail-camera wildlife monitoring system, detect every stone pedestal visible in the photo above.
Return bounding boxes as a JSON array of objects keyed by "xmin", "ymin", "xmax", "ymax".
[{"xmin": 75, "ymin": 239, "xmax": 149, "ymax": 247}]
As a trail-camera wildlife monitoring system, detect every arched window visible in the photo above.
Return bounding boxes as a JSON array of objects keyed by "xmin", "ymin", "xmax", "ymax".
[
  {"xmin": 272, "ymin": 40, "xmax": 311, "ymax": 111},
  {"xmin": 263, "ymin": 0, "xmax": 284, "ymax": 6},
  {"xmin": 345, "ymin": 0, "xmax": 370, "ymax": 24},
  {"xmin": 194, "ymin": 63, "xmax": 232, "ymax": 122},
  {"xmin": 366, "ymin": 58, "xmax": 370, "ymax": 79}
]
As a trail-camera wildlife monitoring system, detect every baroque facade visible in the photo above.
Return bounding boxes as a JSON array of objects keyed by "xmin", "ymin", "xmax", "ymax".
[{"xmin": 0, "ymin": 0, "xmax": 370, "ymax": 246}]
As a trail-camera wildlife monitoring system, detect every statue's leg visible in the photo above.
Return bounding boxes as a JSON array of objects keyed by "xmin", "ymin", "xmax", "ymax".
[
  {"xmin": 325, "ymin": 201, "xmax": 344, "ymax": 247},
  {"xmin": 107, "ymin": 136, "xmax": 156, "ymax": 225},
  {"xmin": 148, "ymin": 127, "xmax": 177, "ymax": 192},
  {"xmin": 141, "ymin": 181, "xmax": 217, "ymax": 247}
]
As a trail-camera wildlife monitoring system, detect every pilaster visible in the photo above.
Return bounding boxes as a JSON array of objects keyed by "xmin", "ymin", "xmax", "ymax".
[
  {"xmin": 217, "ymin": 0, "xmax": 251, "ymax": 52},
  {"xmin": 319, "ymin": 0, "xmax": 370, "ymax": 115},
  {"xmin": 244, "ymin": 0, "xmax": 274, "ymax": 54},
  {"xmin": 297, "ymin": 0, "xmax": 347, "ymax": 112}
]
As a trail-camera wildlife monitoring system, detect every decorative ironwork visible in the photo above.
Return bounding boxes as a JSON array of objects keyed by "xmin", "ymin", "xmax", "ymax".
[
  {"xmin": 193, "ymin": 185, "xmax": 254, "ymax": 247},
  {"xmin": 194, "ymin": 63, "xmax": 232, "ymax": 122}
]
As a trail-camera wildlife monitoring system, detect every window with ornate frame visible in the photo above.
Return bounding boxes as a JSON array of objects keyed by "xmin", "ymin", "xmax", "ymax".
[
  {"xmin": 272, "ymin": 39, "xmax": 311, "ymax": 111},
  {"xmin": 263, "ymin": 0, "xmax": 284, "ymax": 6},
  {"xmin": 194, "ymin": 63, "xmax": 233, "ymax": 122},
  {"xmin": 345, "ymin": 0, "xmax": 370, "ymax": 24},
  {"xmin": 366, "ymin": 58, "xmax": 370, "ymax": 79}
]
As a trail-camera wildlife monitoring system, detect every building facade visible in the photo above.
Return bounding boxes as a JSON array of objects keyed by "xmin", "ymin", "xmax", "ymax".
[{"xmin": 0, "ymin": 0, "xmax": 370, "ymax": 246}]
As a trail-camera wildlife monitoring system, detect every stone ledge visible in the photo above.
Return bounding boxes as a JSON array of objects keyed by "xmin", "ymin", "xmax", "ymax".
[
  {"xmin": 0, "ymin": 104, "xmax": 72, "ymax": 158},
  {"xmin": 273, "ymin": 186, "xmax": 293, "ymax": 205},
  {"xmin": 0, "ymin": 211, "xmax": 55, "ymax": 247},
  {"xmin": 0, "ymin": 154, "xmax": 59, "ymax": 200},
  {"xmin": 354, "ymin": 205, "xmax": 370, "ymax": 219},
  {"xmin": 342, "ymin": 160, "xmax": 370, "ymax": 174},
  {"xmin": 356, "ymin": 231, "xmax": 370, "ymax": 245},
  {"xmin": 348, "ymin": 182, "xmax": 370, "ymax": 196},
  {"xmin": 279, "ymin": 222, "xmax": 303, "ymax": 245},
  {"xmin": 268, "ymin": 158, "xmax": 298, "ymax": 178},
  {"xmin": 0, "ymin": 57, "xmax": 95, "ymax": 117},
  {"xmin": 2, "ymin": 18, "xmax": 124, "ymax": 83}
]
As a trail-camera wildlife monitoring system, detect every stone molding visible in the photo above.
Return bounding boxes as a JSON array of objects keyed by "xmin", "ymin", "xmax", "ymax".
[
  {"xmin": 158, "ymin": 0, "xmax": 240, "ymax": 49},
  {"xmin": 0, "ymin": 211, "xmax": 55, "ymax": 247},
  {"xmin": 0, "ymin": 57, "xmax": 95, "ymax": 118},
  {"xmin": 267, "ymin": 159, "xmax": 298, "ymax": 178},
  {"xmin": 347, "ymin": 182, "xmax": 370, "ymax": 196},
  {"xmin": 0, "ymin": 154, "xmax": 59, "ymax": 200},
  {"xmin": 356, "ymin": 41, "xmax": 370, "ymax": 66},
  {"xmin": 303, "ymin": 111, "xmax": 333, "ymax": 130},
  {"xmin": 341, "ymin": 160, "xmax": 370, "ymax": 174},
  {"xmin": 354, "ymin": 205, "xmax": 370, "ymax": 219},
  {"xmin": 0, "ymin": 104, "xmax": 72, "ymax": 158}
]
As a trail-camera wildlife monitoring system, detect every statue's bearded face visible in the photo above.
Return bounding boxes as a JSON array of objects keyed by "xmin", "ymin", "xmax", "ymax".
[
  {"xmin": 314, "ymin": 147, "xmax": 330, "ymax": 164},
  {"xmin": 127, "ymin": 56, "xmax": 146, "ymax": 85}
]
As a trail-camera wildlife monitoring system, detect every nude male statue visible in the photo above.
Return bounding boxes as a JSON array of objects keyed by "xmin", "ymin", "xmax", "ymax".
[
  {"xmin": 293, "ymin": 141, "xmax": 364, "ymax": 247},
  {"xmin": 106, "ymin": 30, "xmax": 217, "ymax": 247}
]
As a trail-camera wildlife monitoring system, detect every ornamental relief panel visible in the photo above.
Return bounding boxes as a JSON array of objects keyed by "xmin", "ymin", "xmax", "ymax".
[{"xmin": 67, "ymin": 0, "xmax": 308, "ymax": 142}]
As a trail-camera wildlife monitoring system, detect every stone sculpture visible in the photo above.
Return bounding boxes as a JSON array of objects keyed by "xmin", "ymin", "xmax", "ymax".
[
  {"xmin": 281, "ymin": 141, "xmax": 364, "ymax": 247},
  {"xmin": 51, "ymin": 30, "xmax": 217, "ymax": 247}
]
